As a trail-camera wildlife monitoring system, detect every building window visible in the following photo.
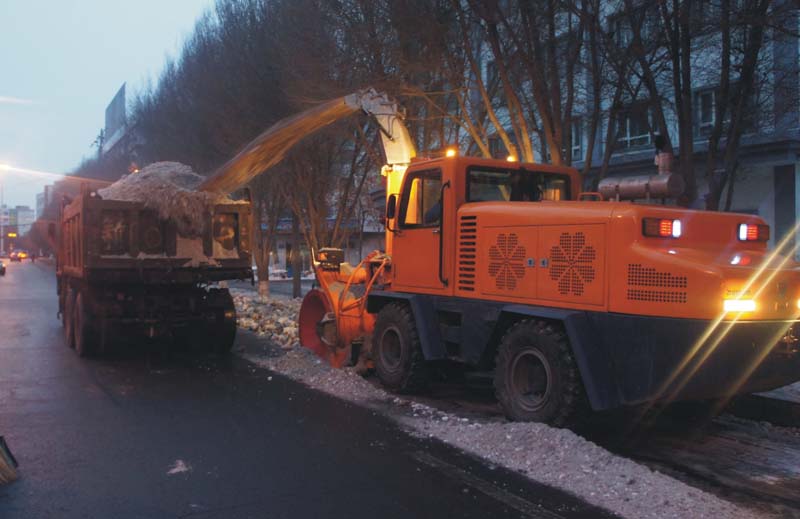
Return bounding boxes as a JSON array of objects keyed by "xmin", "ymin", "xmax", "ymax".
[
  {"xmin": 612, "ymin": 16, "xmax": 633, "ymax": 47},
  {"xmin": 571, "ymin": 119, "xmax": 583, "ymax": 160},
  {"xmin": 616, "ymin": 103, "xmax": 652, "ymax": 149},
  {"xmin": 610, "ymin": 8, "xmax": 658, "ymax": 48},
  {"xmin": 488, "ymin": 136, "xmax": 502, "ymax": 159},
  {"xmin": 695, "ymin": 89, "xmax": 716, "ymax": 135},
  {"xmin": 485, "ymin": 60, "xmax": 498, "ymax": 87},
  {"xmin": 693, "ymin": 85, "xmax": 756, "ymax": 137}
]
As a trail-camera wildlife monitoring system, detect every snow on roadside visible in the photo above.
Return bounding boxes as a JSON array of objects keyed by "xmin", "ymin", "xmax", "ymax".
[
  {"xmin": 761, "ymin": 381, "xmax": 800, "ymax": 404},
  {"xmin": 231, "ymin": 290, "xmax": 759, "ymax": 519}
]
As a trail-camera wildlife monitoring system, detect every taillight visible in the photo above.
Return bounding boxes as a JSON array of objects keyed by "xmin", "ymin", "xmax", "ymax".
[
  {"xmin": 643, "ymin": 218, "xmax": 682, "ymax": 238},
  {"xmin": 738, "ymin": 223, "xmax": 769, "ymax": 242}
]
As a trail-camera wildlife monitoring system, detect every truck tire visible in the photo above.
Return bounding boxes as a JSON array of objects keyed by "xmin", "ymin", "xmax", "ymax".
[
  {"xmin": 74, "ymin": 291, "xmax": 97, "ymax": 358},
  {"xmin": 64, "ymin": 287, "xmax": 76, "ymax": 349},
  {"xmin": 372, "ymin": 303, "xmax": 430, "ymax": 393},
  {"xmin": 494, "ymin": 320, "xmax": 587, "ymax": 427}
]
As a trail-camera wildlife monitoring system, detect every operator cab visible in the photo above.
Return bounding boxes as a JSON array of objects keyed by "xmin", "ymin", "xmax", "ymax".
[{"xmin": 388, "ymin": 157, "xmax": 581, "ymax": 296}]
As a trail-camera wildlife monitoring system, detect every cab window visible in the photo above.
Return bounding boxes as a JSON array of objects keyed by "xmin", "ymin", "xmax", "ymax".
[
  {"xmin": 467, "ymin": 167, "xmax": 569, "ymax": 202},
  {"xmin": 399, "ymin": 170, "xmax": 442, "ymax": 228}
]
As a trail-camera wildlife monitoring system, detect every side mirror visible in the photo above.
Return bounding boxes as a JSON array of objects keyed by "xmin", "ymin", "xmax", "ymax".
[{"xmin": 385, "ymin": 194, "xmax": 397, "ymax": 221}]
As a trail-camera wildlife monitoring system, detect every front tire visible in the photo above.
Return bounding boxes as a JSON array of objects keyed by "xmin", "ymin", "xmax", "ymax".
[
  {"xmin": 494, "ymin": 320, "xmax": 587, "ymax": 427},
  {"xmin": 372, "ymin": 303, "xmax": 430, "ymax": 393}
]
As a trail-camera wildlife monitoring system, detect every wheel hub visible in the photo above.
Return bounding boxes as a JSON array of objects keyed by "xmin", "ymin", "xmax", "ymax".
[
  {"xmin": 510, "ymin": 349, "xmax": 551, "ymax": 412},
  {"xmin": 379, "ymin": 326, "xmax": 403, "ymax": 372}
]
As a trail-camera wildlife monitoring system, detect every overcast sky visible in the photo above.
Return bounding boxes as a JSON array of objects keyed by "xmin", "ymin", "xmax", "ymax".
[{"xmin": 0, "ymin": 0, "xmax": 215, "ymax": 209}]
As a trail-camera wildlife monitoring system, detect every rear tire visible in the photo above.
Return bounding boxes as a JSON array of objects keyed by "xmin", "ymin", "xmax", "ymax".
[
  {"xmin": 64, "ymin": 287, "xmax": 76, "ymax": 349},
  {"xmin": 494, "ymin": 320, "xmax": 587, "ymax": 427},
  {"xmin": 74, "ymin": 291, "xmax": 97, "ymax": 358},
  {"xmin": 372, "ymin": 303, "xmax": 430, "ymax": 393}
]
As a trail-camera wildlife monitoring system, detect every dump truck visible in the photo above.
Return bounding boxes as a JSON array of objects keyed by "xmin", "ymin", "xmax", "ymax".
[
  {"xmin": 56, "ymin": 180, "xmax": 252, "ymax": 356},
  {"xmin": 186, "ymin": 89, "xmax": 800, "ymax": 425}
]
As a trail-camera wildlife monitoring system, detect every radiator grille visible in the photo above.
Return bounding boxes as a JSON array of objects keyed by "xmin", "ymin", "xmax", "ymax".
[
  {"xmin": 627, "ymin": 264, "xmax": 688, "ymax": 303},
  {"xmin": 457, "ymin": 215, "xmax": 477, "ymax": 291},
  {"xmin": 488, "ymin": 233, "xmax": 527, "ymax": 290}
]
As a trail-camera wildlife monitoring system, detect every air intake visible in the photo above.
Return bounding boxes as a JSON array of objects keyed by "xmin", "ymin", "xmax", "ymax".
[{"xmin": 457, "ymin": 215, "xmax": 477, "ymax": 291}]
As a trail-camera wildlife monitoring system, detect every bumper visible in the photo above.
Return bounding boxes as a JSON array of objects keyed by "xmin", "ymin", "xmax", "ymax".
[{"xmin": 575, "ymin": 313, "xmax": 800, "ymax": 410}]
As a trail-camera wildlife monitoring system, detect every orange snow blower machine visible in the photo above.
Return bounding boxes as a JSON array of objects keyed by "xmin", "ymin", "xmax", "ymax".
[{"xmin": 206, "ymin": 89, "xmax": 800, "ymax": 426}]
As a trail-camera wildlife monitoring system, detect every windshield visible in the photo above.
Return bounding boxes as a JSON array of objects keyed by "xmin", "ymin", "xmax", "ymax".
[{"xmin": 466, "ymin": 167, "xmax": 570, "ymax": 203}]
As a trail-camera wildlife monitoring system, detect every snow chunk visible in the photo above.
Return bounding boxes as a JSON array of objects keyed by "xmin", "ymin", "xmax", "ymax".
[{"xmin": 166, "ymin": 459, "xmax": 191, "ymax": 475}]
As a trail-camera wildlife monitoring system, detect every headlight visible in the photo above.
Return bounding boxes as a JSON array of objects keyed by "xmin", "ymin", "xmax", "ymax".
[
  {"xmin": 724, "ymin": 299, "xmax": 757, "ymax": 313},
  {"xmin": 101, "ymin": 210, "xmax": 130, "ymax": 254},
  {"xmin": 213, "ymin": 213, "xmax": 238, "ymax": 251}
]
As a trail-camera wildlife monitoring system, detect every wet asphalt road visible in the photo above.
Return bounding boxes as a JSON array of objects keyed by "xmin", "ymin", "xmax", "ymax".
[{"xmin": 0, "ymin": 262, "xmax": 614, "ymax": 519}]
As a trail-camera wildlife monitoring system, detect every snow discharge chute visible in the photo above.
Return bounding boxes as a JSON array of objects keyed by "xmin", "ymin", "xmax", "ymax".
[
  {"xmin": 198, "ymin": 96, "xmax": 360, "ymax": 194},
  {"xmin": 198, "ymin": 89, "xmax": 415, "ymax": 195}
]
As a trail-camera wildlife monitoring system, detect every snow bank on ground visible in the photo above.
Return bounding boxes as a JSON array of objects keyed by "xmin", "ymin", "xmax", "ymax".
[
  {"xmin": 762, "ymin": 381, "xmax": 800, "ymax": 403},
  {"xmin": 98, "ymin": 161, "xmax": 242, "ymax": 237},
  {"xmin": 231, "ymin": 290, "xmax": 759, "ymax": 519}
]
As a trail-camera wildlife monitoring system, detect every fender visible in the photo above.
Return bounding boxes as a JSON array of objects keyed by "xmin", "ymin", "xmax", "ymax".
[
  {"xmin": 497, "ymin": 305, "xmax": 618, "ymax": 411},
  {"xmin": 367, "ymin": 291, "xmax": 446, "ymax": 360}
]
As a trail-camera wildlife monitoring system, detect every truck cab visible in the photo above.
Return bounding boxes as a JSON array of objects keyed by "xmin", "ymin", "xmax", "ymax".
[{"xmin": 388, "ymin": 156, "xmax": 581, "ymax": 297}]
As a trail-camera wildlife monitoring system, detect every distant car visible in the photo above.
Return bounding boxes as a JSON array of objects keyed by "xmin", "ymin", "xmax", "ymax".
[
  {"xmin": 9, "ymin": 250, "xmax": 28, "ymax": 262},
  {"xmin": 0, "ymin": 261, "xmax": 5, "ymax": 275}
]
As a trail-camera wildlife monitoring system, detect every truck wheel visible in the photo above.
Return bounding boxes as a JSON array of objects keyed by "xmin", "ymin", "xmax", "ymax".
[
  {"xmin": 64, "ymin": 288, "xmax": 76, "ymax": 349},
  {"xmin": 74, "ymin": 291, "xmax": 97, "ymax": 358},
  {"xmin": 372, "ymin": 303, "xmax": 430, "ymax": 393},
  {"xmin": 494, "ymin": 320, "xmax": 587, "ymax": 427}
]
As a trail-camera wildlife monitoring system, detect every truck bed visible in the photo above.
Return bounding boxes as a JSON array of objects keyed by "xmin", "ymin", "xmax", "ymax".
[{"xmin": 58, "ymin": 192, "xmax": 252, "ymax": 284}]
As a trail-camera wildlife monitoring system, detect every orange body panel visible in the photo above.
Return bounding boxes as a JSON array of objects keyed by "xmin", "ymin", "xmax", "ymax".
[
  {"xmin": 302, "ymin": 154, "xmax": 800, "ymax": 368},
  {"xmin": 388, "ymin": 156, "xmax": 797, "ymax": 323}
]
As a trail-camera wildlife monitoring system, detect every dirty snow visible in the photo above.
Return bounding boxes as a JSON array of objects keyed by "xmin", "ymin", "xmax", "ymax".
[
  {"xmin": 98, "ymin": 161, "xmax": 242, "ymax": 238},
  {"xmin": 231, "ymin": 290, "xmax": 762, "ymax": 519},
  {"xmin": 762, "ymin": 381, "xmax": 800, "ymax": 403},
  {"xmin": 166, "ymin": 459, "xmax": 191, "ymax": 475}
]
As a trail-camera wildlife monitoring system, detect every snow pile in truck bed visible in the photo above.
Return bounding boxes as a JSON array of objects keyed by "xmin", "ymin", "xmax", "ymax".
[{"xmin": 97, "ymin": 161, "xmax": 242, "ymax": 237}]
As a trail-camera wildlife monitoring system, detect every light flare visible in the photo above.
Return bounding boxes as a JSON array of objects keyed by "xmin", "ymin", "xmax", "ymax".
[
  {"xmin": 637, "ymin": 219, "xmax": 800, "ymax": 421},
  {"xmin": 711, "ymin": 308, "xmax": 800, "ymax": 416},
  {"xmin": 0, "ymin": 165, "xmax": 112, "ymax": 185}
]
